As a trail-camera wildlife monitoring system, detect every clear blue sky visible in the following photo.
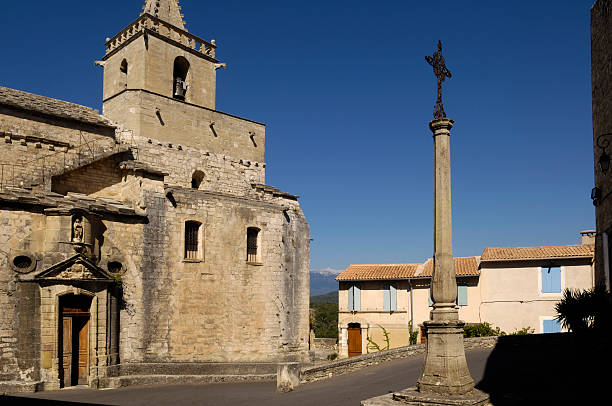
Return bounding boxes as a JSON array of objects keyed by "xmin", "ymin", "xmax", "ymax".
[{"xmin": 0, "ymin": 0, "xmax": 597, "ymax": 270}]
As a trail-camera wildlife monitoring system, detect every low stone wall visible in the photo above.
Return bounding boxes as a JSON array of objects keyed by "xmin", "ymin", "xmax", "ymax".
[
  {"xmin": 313, "ymin": 338, "xmax": 338, "ymax": 352},
  {"xmin": 300, "ymin": 336, "xmax": 498, "ymax": 384}
]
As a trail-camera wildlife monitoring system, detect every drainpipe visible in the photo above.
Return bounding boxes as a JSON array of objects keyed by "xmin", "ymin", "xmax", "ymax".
[
  {"xmin": 408, "ymin": 279, "xmax": 414, "ymax": 334},
  {"xmin": 604, "ymin": 232, "xmax": 610, "ymax": 292}
]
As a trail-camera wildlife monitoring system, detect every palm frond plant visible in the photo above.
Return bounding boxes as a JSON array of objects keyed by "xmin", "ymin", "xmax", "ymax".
[{"xmin": 555, "ymin": 287, "xmax": 612, "ymax": 333}]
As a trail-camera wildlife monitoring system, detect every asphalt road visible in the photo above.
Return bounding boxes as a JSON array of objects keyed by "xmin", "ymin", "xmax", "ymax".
[{"xmin": 7, "ymin": 348, "xmax": 493, "ymax": 406}]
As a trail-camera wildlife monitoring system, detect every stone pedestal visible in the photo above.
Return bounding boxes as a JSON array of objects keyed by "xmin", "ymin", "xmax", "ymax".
[{"xmin": 277, "ymin": 362, "xmax": 300, "ymax": 393}]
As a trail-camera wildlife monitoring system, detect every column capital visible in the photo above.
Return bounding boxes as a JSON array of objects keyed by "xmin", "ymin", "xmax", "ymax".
[{"xmin": 429, "ymin": 117, "xmax": 454, "ymax": 135}]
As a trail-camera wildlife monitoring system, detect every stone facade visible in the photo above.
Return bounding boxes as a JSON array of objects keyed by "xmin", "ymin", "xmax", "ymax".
[
  {"xmin": 0, "ymin": 0, "xmax": 310, "ymax": 392},
  {"xmin": 591, "ymin": 0, "xmax": 612, "ymax": 290}
]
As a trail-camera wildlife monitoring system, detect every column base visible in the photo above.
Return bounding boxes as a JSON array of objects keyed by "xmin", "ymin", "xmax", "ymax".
[
  {"xmin": 361, "ymin": 387, "xmax": 490, "ymax": 406},
  {"xmin": 417, "ymin": 319, "xmax": 474, "ymax": 395}
]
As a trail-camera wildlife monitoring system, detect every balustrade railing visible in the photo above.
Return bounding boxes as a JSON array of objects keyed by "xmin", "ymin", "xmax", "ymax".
[{"xmin": 105, "ymin": 14, "xmax": 216, "ymax": 58}]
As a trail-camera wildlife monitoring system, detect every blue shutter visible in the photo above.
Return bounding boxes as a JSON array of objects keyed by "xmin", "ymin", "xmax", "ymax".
[
  {"xmin": 458, "ymin": 285, "xmax": 468, "ymax": 306},
  {"xmin": 549, "ymin": 267, "xmax": 561, "ymax": 293},
  {"xmin": 542, "ymin": 267, "xmax": 561, "ymax": 293},
  {"xmin": 428, "ymin": 288, "xmax": 433, "ymax": 307},
  {"xmin": 390, "ymin": 284, "xmax": 397, "ymax": 311},
  {"xmin": 383, "ymin": 284, "xmax": 390, "ymax": 311},
  {"xmin": 354, "ymin": 285, "xmax": 361, "ymax": 311},
  {"xmin": 348, "ymin": 285, "xmax": 354, "ymax": 311},
  {"xmin": 543, "ymin": 319, "xmax": 561, "ymax": 333}
]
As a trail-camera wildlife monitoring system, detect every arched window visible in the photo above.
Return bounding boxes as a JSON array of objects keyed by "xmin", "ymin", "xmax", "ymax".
[
  {"xmin": 173, "ymin": 56, "xmax": 190, "ymax": 101},
  {"xmin": 184, "ymin": 221, "xmax": 201, "ymax": 260},
  {"xmin": 246, "ymin": 227, "xmax": 261, "ymax": 263},
  {"xmin": 191, "ymin": 170, "xmax": 204, "ymax": 189},
  {"xmin": 120, "ymin": 59, "xmax": 128, "ymax": 89}
]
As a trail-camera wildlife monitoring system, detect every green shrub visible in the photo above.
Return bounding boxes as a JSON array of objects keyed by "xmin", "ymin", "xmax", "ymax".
[
  {"xmin": 311, "ymin": 302, "xmax": 339, "ymax": 338},
  {"xmin": 509, "ymin": 327, "xmax": 534, "ymax": 335},
  {"xmin": 327, "ymin": 352, "xmax": 339, "ymax": 361},
  {"xmin": 463, "ymin": 322, "xmax": 505, "ymax": 337},
  {"xmin": 555, "ymin": 287, "xmax": 612, "ymax": 333},
  {"xmin": 408, "ymin": 321, "xmax": 418, "ymax": 345}
]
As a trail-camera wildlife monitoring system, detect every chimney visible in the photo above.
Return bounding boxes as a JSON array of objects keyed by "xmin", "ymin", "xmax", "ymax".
[{"xmin": 580, "ymin": 230, "xmax": 596, "ymax": 245}]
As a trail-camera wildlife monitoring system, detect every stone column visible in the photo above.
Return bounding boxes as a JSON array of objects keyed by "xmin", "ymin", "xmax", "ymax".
[
  {"xmin": 415, "ymin": 117, "xmax": 474, "ymax": 394},
  {"xmin": 361, "ymin": 118, "xmax": 489, "ymax": 405}
]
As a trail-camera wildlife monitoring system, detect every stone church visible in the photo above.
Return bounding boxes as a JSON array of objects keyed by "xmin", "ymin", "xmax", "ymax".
[{"xmin": 0, "ymin": 0, "xmax": 310, "ymax": 392}]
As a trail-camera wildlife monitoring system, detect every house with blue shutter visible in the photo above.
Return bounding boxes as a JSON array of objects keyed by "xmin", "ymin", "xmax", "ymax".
[{"xmin": 335, "ymin": 231, "xmax": 595, "ymax": 358}]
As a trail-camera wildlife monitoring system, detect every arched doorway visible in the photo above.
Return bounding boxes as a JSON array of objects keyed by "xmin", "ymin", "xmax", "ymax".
[
  {"xmin": 348, "ymin": 322, "xmax": 362, "ymax": 357},
  {"xmin": 59, "ymin": 294, "xmax": 92, "ymax": 387}
]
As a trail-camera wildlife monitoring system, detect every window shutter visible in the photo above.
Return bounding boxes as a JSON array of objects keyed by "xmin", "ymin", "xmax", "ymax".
[
  {"xmin": 354, "ymin": 285, "xmax": 361, "ymax": 311},
  {"xmin": 543, "ymin": 319, "xmax": 561, "ymax": 333},
  {"xmin": 348, "ymin": 285, "xmax": 354, "ymax": 311},
  {"xmin": 549, "ymin": 267, "xmax": 561, "ymax": 293},
  {"xmin": 383, "ymin": 284, "xmax": 390, "ymax": 311},
  {"xmin": 428, "ymin": 288, "xmax": 433, "ymax": 307},
  {"xmin": 542, "ymin": 267, "xmax": 561, "ymax": 293},
  {"xmin": 390, "ymin": 284, "xmax": 397, "ymax": 311},
  {"xmin": 457, "ymin": 285, "xmax": 468, "ymax": 306}
]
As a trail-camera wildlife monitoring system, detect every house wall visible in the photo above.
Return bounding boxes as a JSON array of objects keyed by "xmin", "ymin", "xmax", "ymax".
[
  {"xmin": 591, "ymin": 0, "xmax": 612, "ymax": 290},
  {"xmin": 337, "ymin": 277, "xmax": 481, "ymax": 357},
  {"xmin": 479, "ymin": 262, "xmax": 593, "ymax": 333}
]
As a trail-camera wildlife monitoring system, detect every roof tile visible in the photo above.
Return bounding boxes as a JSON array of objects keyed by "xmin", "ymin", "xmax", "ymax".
[
  {"xmin": 481, "ymin": 245, "xmax": 594, "ymax": 261},
  {"xmin": 336, "ymin": 263, "xmax": 419, "ymax": 281}
]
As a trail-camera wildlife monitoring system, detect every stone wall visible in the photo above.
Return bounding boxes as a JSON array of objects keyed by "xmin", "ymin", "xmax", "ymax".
[
  {"xmin": 104, "ymin": 91, "xmax": 265, "ymax": 164},
  {"xmin": 592, "ymin": 0, "xmax": 612, "ymax": 288},
  {"xmin": 313, "ymin": 338, "xmax": 337, "ymax": 352},
  {"xmin": 300, "ymin": 336, "xmax": 499, "ymax": 384},
  {"xmin": 0, "ymin": 107, "xmax": 116, "ymax": 190}
]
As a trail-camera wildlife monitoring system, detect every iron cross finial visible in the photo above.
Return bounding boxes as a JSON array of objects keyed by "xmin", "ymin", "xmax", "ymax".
[{"xmin": 425, "ymin": 40, "xmax": 452, "ymax": 120}]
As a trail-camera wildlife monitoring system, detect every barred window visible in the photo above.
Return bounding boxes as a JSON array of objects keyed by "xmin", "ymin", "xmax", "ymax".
[
  {"xmin": 247, "ymin": 227, "xmax": 260, "ymax": 263},
  {"xmin": 184, "ymin": 221, "xmax": 200, "ymax": 260}
]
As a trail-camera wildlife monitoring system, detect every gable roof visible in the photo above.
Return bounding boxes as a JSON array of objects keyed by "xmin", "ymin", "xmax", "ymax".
[
  {"xmin": 418, "ymin": 256, "xmax": 481, "ymax": 277},
  {"xmin": 481, "ymin": 245, "xmax": 594, "ymax": 262},
  {"xmin": 0, "ymin": 86, "xmax": 115, "ymax": 128},
  {"xmin": 336, "ymin": 263, "xmax": 419, "ymax": 281}
]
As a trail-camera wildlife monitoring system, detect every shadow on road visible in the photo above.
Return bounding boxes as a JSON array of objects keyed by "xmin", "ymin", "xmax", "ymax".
[
  {"xmin": 475, "ymin": 332, "xmax": 609, "ymax": 405},
  {"xmin": 0, "ymin": 395, "xmax": 111, "ymax": 406}
]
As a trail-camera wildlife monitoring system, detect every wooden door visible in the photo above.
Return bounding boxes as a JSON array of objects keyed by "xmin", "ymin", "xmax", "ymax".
[
  {"xmin": 348, "ymin": 327, "xmax": 362, "ymax": 357},
  {"xmin": 61, "ymin": 317, "xmax": 72, "ymax": 387},
  {"xmin": 76, "ymin": 317, "xmax": 89, "ymax": 385}
]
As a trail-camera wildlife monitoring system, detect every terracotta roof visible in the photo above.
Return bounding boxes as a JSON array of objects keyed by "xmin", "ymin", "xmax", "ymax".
[
  {"xmin": 418, "ymin": 257, "xmax": 480, "ymax": 277},
  {"xmin": 0, "ymin": 86, "xmax": 115, "ymax": 128},
  {"xmin": 481, "ymin": 245, "xmax": 594, "ymax": 262},
  {"xmin": 336, "ymin": 264, "xmax": 419, "ymax": 281}
]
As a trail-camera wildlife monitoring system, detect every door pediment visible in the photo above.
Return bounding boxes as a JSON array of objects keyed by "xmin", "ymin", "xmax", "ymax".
[{"xmin": 35, "ymin": 254, "xmax": 115, "ymax": 283}]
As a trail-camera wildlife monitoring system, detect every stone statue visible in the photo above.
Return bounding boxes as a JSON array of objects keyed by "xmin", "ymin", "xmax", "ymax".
[
  {"xmin": 425, "ymin": 40, "xmax": 452, "ymax": 120},
  {"xmin": 72, "ymin": 216, "xmax": 84, "ymax": 243}
]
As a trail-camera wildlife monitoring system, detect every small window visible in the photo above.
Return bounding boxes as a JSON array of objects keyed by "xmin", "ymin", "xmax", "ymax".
[
  {"xmin": 348, "ymin": 284, "xmax": 361, "ymax": 311},
  {"xmin": 120, "ymin": 59, "xmax": 128, "ymax": 89},
  {"xmin": 173, "ymin": 56, "xmax": 190, "ymax": 101},
  {"xmin": 383, "ymin": 283, "xmax": 397, "ymax": 311},
  {"xmin": 120, "ymin": 59, "xmax": 128, "ymax": 74},
  {"xmin": 191, "ymin": 170, "xmax": 204, "ymax": 189},
  {"xmin": 247, "ymin": 227, "xmax": 260, "ymax": 263},
  {"xmin": 184, "ymin": 221, "xmax": 201, "ymax": 260},
  {"xmin": 541, "ymin": 267, "xmax": 562, "ymax": 294},
  {"xmin": 457, "ymin": 284, "xmax": 468, "ymax": 306}
]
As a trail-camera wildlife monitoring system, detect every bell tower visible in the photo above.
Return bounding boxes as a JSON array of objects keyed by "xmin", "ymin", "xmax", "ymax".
[{"xmin": 101, "ymin": 0, "xmax": 222, "ymax": 141}]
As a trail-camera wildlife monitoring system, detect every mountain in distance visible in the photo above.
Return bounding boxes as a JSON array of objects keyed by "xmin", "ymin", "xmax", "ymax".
[{"xmin": 310, "ymin": 267, "xmax": 342, "ymax": 296}]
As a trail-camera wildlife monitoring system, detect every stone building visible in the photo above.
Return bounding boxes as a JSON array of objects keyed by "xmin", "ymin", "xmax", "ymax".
[
  {"xmin": 591, "ymin": 0, "xmax": 612, "ymax": 291},
  {"xmin": 336, "ymin": 233, "xmax": 594, "ymax": 358},
  {"xmin": 0, "ymin": 0, "xmax": 310, "ymax": 392}
]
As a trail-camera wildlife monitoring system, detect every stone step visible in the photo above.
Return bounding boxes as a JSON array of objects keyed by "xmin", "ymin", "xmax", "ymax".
[
  {"xmin": 99, "ymin": 374, "xmax": 275, "ymax": 389},
  {"xmin": 0, "ymin": 381, "xmax": 44, "ymax": 394}
]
